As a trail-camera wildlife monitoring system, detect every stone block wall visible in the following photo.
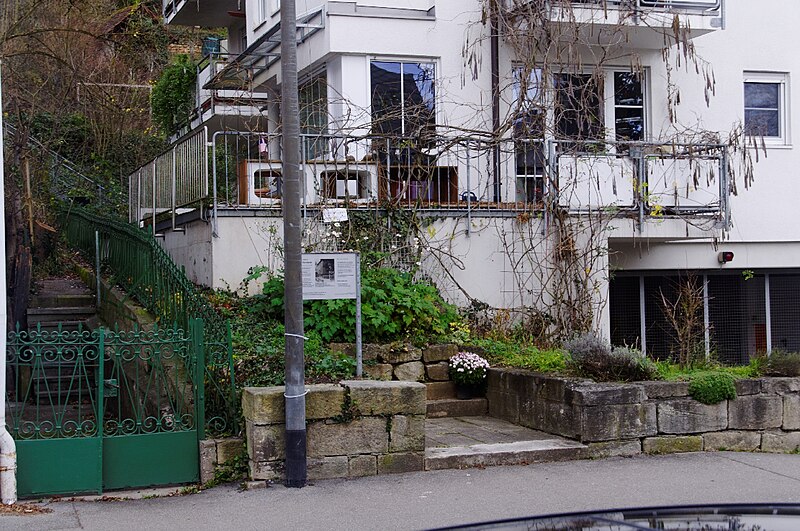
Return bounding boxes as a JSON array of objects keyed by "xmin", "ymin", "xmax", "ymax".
[
  {"xmin": 243, "ymin": 380, "xmax": 426, "ymax": 481},
  {"xmin": 330, "ymin": 343, "xmax": 458, "ymax": 382},
  {"xmin": 487, "ymin": 369, "xmax": 800, "ymax": 456}
]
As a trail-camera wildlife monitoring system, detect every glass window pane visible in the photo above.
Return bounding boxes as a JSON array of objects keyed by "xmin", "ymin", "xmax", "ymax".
[
  {"xmin": 745, "ymin": 109, "xmax": 780, "ymax": 137},
  {"xmin": 615, "ymin": 108, "xmax": 644, "ymax": 141},
  {"xmin": 371, "ymin": 62, "xmax": 403, "ymax": 135},
  {"xmin": 614, "ymin": 72, "xmax": 643, "ymax": 106},
  {"xmin": 744, "ymin": 82, "xmax": 780, "ymax": 109},
  {"xmin": 403, "ymin": 63, "xmax": 436, "ymax": 137},
  {"xmin": 555, "ymin": 73, "xmax": 603, "ymax": 140}
]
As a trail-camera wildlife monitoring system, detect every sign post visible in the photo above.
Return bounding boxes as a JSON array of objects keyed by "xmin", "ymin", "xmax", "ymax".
[{"xmin": 302, "ymin": 252, "xmax": 362, "ymax": 376}]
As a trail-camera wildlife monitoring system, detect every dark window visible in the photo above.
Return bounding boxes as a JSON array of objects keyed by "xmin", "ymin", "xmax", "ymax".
[
  {"xmin": 614, "ymin": 72, "xmax": 644, "ymax": 142},
  {"xmin": 370, "ymin": 61, "xmax": 435, "ymax": 137},
  {"xmin": 555, "ymin": 73, "xmax": 603, "ymax": 141},
  {"xmin": 744, "ymin": 82, "xmax": 781, "ymax": 137},
  {"xmin": 299, "ymin": 74, "xmax": 328, "ymax": 159}
]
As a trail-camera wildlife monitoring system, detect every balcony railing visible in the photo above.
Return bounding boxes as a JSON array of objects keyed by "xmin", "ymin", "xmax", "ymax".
[{"xmin": 127, "ymin": 131, "xmax": 730, "ymax": 233}]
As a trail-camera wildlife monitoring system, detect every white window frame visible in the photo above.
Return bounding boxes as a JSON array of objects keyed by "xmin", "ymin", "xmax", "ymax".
[
  {"xmin": 270, "ymin": 0, "xmax": 281, "ymax": 16},
  {"xmin": 368, "ymin": 57, "xmax": 439, "ymax": 137},
  {"xmin": 744, "ymin": 71, "xmax": 791, "ymax": 147}
]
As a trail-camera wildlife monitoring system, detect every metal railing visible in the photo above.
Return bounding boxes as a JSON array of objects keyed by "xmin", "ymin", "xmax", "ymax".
[
  {"xmin": 128, "ymin": 127, "xmax": 208, "ymax": 229},
  {"xmin": 61, "ymin": 206, "xmax": 236, "ymax": 435},
  {"xmin": 129, "ymin": 130, "xmax": 730, "ymax": 231}
]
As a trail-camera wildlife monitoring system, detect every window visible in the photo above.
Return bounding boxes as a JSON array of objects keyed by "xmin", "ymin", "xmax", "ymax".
[
  {"xmin": 511, "ymin": 67, "xmax": 646, "ymax": 202},
  {"xmin": 370, "ymin": 61, "xmax": 436, "ymax": 137},
  {"xmin": 299, "ymin": 73, "xmax": 328, "ymax": 159},
  {"xmin": 256, "ymin": 0, "xmax": 269, "ymax": 23},
  {"xmin": 744, "ymin": 72, "xmax": 789, "ymax": 144}
]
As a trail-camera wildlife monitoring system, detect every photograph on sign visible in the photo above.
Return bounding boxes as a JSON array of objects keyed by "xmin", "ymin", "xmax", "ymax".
[{"xmin": 302, "ymin": 252, "xmax": 358, "ymax": 300}]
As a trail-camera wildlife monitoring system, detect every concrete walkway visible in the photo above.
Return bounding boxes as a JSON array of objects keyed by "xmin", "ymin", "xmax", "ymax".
[
  {"xmin": 4, "ymin": 452, "xmax": 800, "ymax": 530},
  {"xmin": 425, "ymin": 416, "xmax": 586, "ymax": 470}
]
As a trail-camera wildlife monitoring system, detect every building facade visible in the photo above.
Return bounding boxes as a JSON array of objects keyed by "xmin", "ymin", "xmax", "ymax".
[{"xmin": 137, "ymin": 0, "xmax": 800, "ymax": 362}]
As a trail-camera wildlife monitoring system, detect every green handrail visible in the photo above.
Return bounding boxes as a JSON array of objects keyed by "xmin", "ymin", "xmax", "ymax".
[{"xmin": 60, "ymin": 205, "xmax": 237, "ymax": 436}]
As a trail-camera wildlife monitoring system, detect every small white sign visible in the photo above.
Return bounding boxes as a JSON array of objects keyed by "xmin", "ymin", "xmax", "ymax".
[
  {"xmin": 322, "ymin": 208, "xmax": 349, "ymax": 223},
  {"xmin": 302, "ymin": 252, "xmax": 358, "ymax": 300}
]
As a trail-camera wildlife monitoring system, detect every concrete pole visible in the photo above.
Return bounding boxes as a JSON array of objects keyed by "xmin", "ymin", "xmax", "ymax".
[
  {"xmin": 0, "ymin": 60, "xmax": 19, "ymax": 504},
  {"xmin": 280, "ymin": 0, "xmax": 307, "ymax": 488}
]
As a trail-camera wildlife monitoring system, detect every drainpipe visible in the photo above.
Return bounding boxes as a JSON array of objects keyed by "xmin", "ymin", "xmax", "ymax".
[
  {"xmin": 0, "ymin": 61, "xmax": 18, "ymax": 505},
  {"xmin": 490, "ymin": 0, "xmax": 501, "ymax": 202}
]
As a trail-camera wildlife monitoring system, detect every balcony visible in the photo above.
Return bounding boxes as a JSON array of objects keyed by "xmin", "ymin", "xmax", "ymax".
[
  {"xmin": 504, "ymin": 0, "xmax": 724, "ymax": 49},
  {"xmin": 163, "ymin": 0, "xmax": 241, "ymax": 27},
  {"xmin": 172, "ymin": 54, "xmax": 271, "ymax": 142},
  {"xmin": 129, "ymin": 131, "xmax": 730, "ymax": 239}
]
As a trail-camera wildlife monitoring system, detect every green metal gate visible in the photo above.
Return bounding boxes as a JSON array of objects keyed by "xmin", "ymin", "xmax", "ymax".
[{"xmin": 6, "ymin": 320, "xmax": 205, "ymax": 497}]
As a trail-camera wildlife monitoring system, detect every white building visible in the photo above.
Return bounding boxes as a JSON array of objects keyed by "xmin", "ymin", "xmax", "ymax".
[{"xmin": 135, "ymin": 0, "xmax": 800, "ymax": 363}]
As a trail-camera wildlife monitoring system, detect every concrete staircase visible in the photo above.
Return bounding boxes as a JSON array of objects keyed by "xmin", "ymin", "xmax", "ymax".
[
  {"xmin": 23, "ymin": 277, "xmax": 101, "ymax": 401},
  {"xmin": 425, "ymin": 382, "xmax": 488, "ymax": 418},
  {"xmin": 424, "ymin": 382, "xmax": 587, "ymax": 470}
]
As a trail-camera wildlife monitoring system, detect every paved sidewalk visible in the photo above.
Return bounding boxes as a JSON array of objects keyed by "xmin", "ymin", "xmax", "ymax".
[{"xmin": 3, "ymin": 452, "xmax": 800, "ymax": 531}]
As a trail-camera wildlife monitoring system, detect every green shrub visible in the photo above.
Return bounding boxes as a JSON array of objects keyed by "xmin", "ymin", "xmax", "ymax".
[
  {"xmin": 564, "ymin": 334, "xmax": 658, "ymax": 382},
  {"xmin": 469, "ymin": 338, "xmax": 567, "ymax": 373},
  {"xmin": 688, "ymin": 372, "xmax": 737, "ymax": 405},
  {"xmin": 151, "ymin": 55, "xmax": 197, "ymax": 135},
  {"xmin": 761, "ymin": 350, "xmax": 800, "ymax": 377},
  {"xmin": 252, "ymin": 268, "xmax": 459, "ymax": 343}
]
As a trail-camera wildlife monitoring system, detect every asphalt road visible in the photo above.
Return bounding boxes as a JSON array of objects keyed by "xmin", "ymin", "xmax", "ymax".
[{"xmin": 4, "ymin": 451, "xmax": 800, "ymax": 530}]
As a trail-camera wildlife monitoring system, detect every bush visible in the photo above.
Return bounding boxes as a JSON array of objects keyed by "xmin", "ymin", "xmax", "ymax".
[
  {"xmin": 253, "ymin": 268, "xmax": 459, "ymax": 343},
  {"xmin": 151, "ymin": 55, "xmax": 197, "ymax": 135},
  {"xmin": 761, "ymin": 350, "xmax": 800, "ymax": 377},
  {"xmin": 565, "ymin": 334, "xmax": 658, "ymax": 382},
  {"xmin": 688, "ymin": 372, "xmax": 737, "ymax": 405}
]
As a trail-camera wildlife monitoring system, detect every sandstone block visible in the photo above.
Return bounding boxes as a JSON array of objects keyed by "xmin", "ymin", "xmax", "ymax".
[
  {"xmin": 306, "ymin": 384, "xmax": 346, "ymax": 420},
  {"xmin": 364, "ymin": 363, "xmax": 393, "ymax": 380},
  {"xmin": 243, "ymin": 386, "xmax": 285, "ymax": 424},
  {"xmin": 639, "ymin": 381, "xmax": 689, "ymax": 399},
  {"xmin": 426, "ymin": 381, "xmax": 456, "ymax": 400},
  {"xmin": 199, "ymin": 439, "xmax": 216, "ymax": 484},
  {"xmin": 377, "ymin": 452, "xmax": 424, "ymax": 475},
  {"xmin": 734, "ymin": 379, "xmax": 761, "ymax": 396},
  {"xmin": 570, "ymin": 383, "xmax": 645, "ymax": 406},
  {"xmin": 343, "ymin": 380, "xmax": 426, "ymax": 416},
  {"xmin": 307, "ymin": 417, "xmax": 388, "ymax": 457},
  {"xmin": 216, "ymin": 437, "xmax": 244, "ymax": 464},
  {"xmin": 308, "ymin": 456, "xmax": 349, "ymax": 481},
  {"xmin": 643, "ymin": 435, "xmax": 703, "ymax": 454},
  {"xmin": 380, "ymin": 343, "xmax": 422, "ymax": 364},
  {"xmin": 657, "ymin": 399, "xmax": 727, "ymax": 434},
  {"xmin": 586, "ymin": 440, "xmax": 642, "ymax": 459},
  {"xmin": 348, "ymin": 455, "xmax": 377, "ymax": 477},
  {"xmin": 761, "ymin": 431, "xmax": 800, "ymax": 453},
  {"xmin": 394, "ymin": 361, "xmax": 425, "ymax": 382},
  {"xmin": 703, "ymin": 431, "xmax": 761, "ymax": 452},
  {"xmin": 422, "ymin": 344, "xmax": 458, "ymax": 363},
  {"xmin": 362, "ymin": 344, "xmax": 388, "ymax": 362},
  {"xmin": 247, "ymin": 421, "xmax": 285, "ymax": 461},
  {"xmin": 762, "ymin": 378, "xmax": 800, "ymax": 395},
  {"xmin": 784, "ymin": 395, "xmax": 800, "ymax": 430},
  {"xmin": 580, "ymin": 403, "xmax": 656, "ymax": 442},
  {"xmin": 389, "ymin": 415, "xmax": 426, "ymax": 453},
  {"xmin": 524, "ymin": 400, "xmax": 581, "ymax": 439},
  {"xmin": 425, "ymin": 362, "xmax": 450, "ymax": 381},
  {"xmin": 329, "ymin": 343, "xmax": 355, "ymax": 357},
  {"xmin": 728, "ymin": 395, "xmax": 783, "ymax": 429},
  {"xmin": 487, "ymin": 389, "xmax": 520, "ymax": 424},
  {"xmin": 249, "ymin": 459, "xmax": 282, "ymax": 481}
]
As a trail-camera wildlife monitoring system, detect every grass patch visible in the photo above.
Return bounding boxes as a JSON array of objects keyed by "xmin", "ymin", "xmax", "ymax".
[
  {"xmin": 466, "ymin": 338, "xmax": 568, "ymax": 373},
  {"xmin": 654, "ymin": 360, "xmax": 759, "ymax": 381}
]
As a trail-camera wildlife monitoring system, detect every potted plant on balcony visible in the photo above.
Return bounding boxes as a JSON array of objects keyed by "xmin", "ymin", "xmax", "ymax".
[{"xmin": 449, "ymin": 351, "xmax": 490, "ymax": 399}]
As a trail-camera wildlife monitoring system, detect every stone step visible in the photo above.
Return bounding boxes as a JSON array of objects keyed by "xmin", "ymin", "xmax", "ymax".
[
  {"xmin": 30, "ymin": 294, "xmax": 95, "ymax": 309},
  {"xmin": 28, "ymin": 306, "xmax": 97, "ymax": 323},
  {"xmin": 426, "ymin": 381, "xmax": 455, "ymax": 400},
  {"xmin": 425, "ymin": 438, "xmax": 588, "ymax": 470},
  {"xmin": 427, "ymin": 398, "xmax": 487, "ymax": 418}
]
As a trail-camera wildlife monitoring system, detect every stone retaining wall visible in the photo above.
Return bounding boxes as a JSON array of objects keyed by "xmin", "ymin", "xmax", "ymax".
[
  {"xmin": 243, "ymin": 380, "xmax": 426, "ymax": 481},
  {"xmin": 487, "ymin": 368, "xmax": 800, "ymax": 456},
  {"xmin": 330, "ymin": 343, "xmax": 458, "ymax": 382}
]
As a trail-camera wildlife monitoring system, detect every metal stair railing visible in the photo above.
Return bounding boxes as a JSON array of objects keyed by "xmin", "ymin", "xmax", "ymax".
[{"xmin": 60, "ymin": 205, "xmax": 236, "ymax": 436}]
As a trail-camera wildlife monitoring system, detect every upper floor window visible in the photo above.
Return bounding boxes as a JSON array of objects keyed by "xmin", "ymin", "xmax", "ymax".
[
  {"xmin": 370, "ymin": 61, "xmax": 436, "ymax": 138},
  {"xmin": 744, "ymin": 72, "xmax": 790, "ymax": 145},
  {"xmin": 512, "ymin": 67, "xmax": 646, "ymax": 148}
]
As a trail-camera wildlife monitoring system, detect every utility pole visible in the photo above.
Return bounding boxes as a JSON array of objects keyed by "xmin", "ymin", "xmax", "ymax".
[{"xmin": 280, "ymin": 0, "xmax": 307, "ymax": 488}]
